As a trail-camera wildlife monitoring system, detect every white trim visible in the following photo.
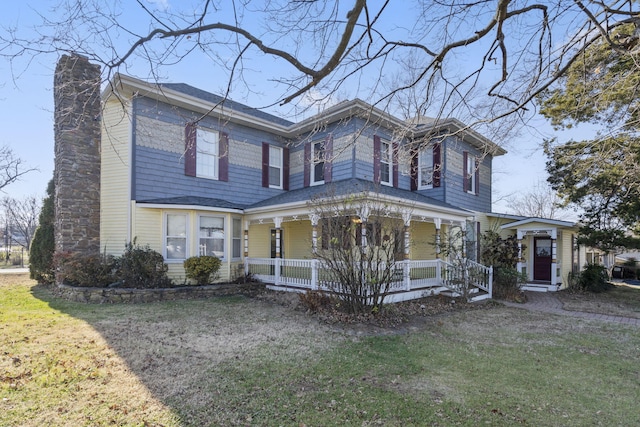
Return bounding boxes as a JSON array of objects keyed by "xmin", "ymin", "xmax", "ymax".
[
  {"xmin": 136, "ymin": 202, "xmax": 243, "ymax": 214},
  {"xmin": 268, "ymin": 145, "xmax": 283, "ymax": 189},
  {"xmin": 164, "ymin": 212, "xmax": 189, "ymax": 262},
  {"xmin": 198, "ymin": 214, "xmax": 226, "ymax": 260}
]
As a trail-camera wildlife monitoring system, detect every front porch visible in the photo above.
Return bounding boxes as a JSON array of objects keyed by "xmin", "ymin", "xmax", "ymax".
[{"xmin": 245, "ymin": 257, "xmax": 493, "ymax": 302}]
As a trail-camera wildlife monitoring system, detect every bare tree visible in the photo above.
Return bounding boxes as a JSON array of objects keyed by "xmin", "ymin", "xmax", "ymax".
[
  {"xmin": 2, "ymin": 195, "xmax": 40, "ymax": 251},
  {"xmin": 0, "ymin": 146, "xmax": 35, "ymax": 192},
  {"xmin": 309, "ymin": 188, "xmax": 408, "ymax": 314},
  {"xmin": 505, "ymin": 180, "xmax": 571, "ymax": 220},
  {"xmin": 2, "ymin": 1, "xmax": 639, "ymax": 147}
]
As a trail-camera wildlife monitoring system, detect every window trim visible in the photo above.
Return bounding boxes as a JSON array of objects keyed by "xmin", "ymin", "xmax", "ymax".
[
  {"xmin": 379, "ymin": 140, "xmax": 392, "ymax": 187},
  {"xmin": 418, "ymin": 148, "xmax": 434, "ymax": 190},
  {"xmin": 196, "ymin": 128, "xmax": 219, "ymax": 180},
  {"xmin": 164, "ymin": 212, "xmax": 189, "ymax": 262},
  {"xmin": 197, "ymin": 214, "xmax": 226, "ymax": 260},
  {"xmin": 311, "ymin": 140, "xmax": 325, "ymax": 186},
  {"xmin": 232, "ymin": 217, "xmax": 242, "ymax": 259},
  {"xmin": 268, "ymin": 145, "xmax": 283, "ymax": 189},
  {"xmin": 464, "ymin": 151, "xmax": 479, "ymax": 195}
]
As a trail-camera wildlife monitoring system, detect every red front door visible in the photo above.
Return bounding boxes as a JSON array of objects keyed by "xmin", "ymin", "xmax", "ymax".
[{"xmin": 533, "ymin": 237, "xmax": 552, "ymax": 281}]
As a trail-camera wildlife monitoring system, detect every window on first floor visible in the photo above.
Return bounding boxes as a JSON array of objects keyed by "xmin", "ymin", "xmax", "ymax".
[
  {"xmin": 232, "ymin": 217, "xmax": 242, "ymax": 259},
  {"xmin": 165, "ymin": 213, "xmax": 188, "ymax": 260},
  {"xmin": 199, "ymin": 215, "xmax": 225, "ymax": 258}
]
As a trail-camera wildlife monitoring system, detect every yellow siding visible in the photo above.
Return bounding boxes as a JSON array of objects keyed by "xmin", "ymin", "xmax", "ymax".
[
  {"xmin": 558, "ymin": 230, "xmax": 575, "ymax": 289},
  {"xmin": 100, "ymin": 98, "xmax": 132, "ymax": 255},
  {"xmin": 411, "ymin": 222, "xmax": 438, "ymax": 260},
  {"xmin": 248, "ymin": 223, "xmax": 272, "ymax": 258},
  {"xmin": 284, "ymin": 221, "xmax": 313, "ymax": 259}
]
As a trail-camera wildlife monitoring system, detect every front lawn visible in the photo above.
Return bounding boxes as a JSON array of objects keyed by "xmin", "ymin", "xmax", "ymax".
[{"xmin": 1, "ymin": 274, "xmax": 639, "ymax": 426}]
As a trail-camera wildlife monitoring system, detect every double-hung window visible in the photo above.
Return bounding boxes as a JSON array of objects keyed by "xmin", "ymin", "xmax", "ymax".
[
  {"xmin": 165, "ymin": 213, "xmax": 188, "ymax": 260},
  {"xmin": 465, "ymin": 153, "xmax": 477, "ymax": 195},
  {"xmin": 419, "ymin": 148, "xmax": 434, "ymax": 189},
  {"xmin": 269, "ymin": 146, "xmax": 283, "ymax": 189},
  {"xmin": 380, "ymin": 141, "xmax": 391, "ymax": 186},
  {"xmin": 196, "ymin": 128, "xmax": 219, "ymax": 179},
  {"xmin": 232, "ymin": 218, "xmax": 242, "ymax": 259},
  {"xmin": 311, "ymin": 140, "xmax": 325, "ymax": 185},
  {"xmin": 198, "ymin": 215, "xmax": 225, "ymax": 258}
]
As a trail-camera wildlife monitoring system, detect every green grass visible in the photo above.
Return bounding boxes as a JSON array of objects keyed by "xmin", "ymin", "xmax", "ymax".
[{"xmin": 2, "ymin": 274, "xmax": 640, "ymax": 426}]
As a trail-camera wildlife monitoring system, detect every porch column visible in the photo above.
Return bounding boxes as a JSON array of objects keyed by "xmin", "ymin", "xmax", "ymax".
[
  {"xmin": 358, "ymin": 206, "xmax": 370, "ymax": 249},
  {"xmin": 434, "ymin": 218, "xmax": 442, "ymax": 259},
  {"xmin": 309, "ymin": 214, "xmax": 320, "ymax": 255},
  {"xmin": 243, "ymin": 220, "xmax": 250, "ymax": 257},
  {"xmin": 459, "ymin": 220, "xmax": 467, "ymax": 259},
  {"xmin": 243, "ymin": 220, "xmax": 250, "ymax": 276},
  {"xmin": 274, "ymin": 216, "xmax": 283, "ymax": 258},
  {"xmin": 551, "ymin": 228, "xmax": 557, "ymax": 286},
  {"xmin": 402, "ymin": 211, "xmax": 412, "ymax": 291},
  {"xmin": 516, "ymin": 229, "xmax": 524, "ymax": 277}
]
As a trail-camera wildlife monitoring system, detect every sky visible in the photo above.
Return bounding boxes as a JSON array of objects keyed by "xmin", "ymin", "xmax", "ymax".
[{"xmin": 0, "ymin": 1, "xmax": 591, "ymax": 218}]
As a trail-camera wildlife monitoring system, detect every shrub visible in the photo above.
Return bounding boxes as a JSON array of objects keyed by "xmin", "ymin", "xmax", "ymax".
[
  {"xmin": 577, "ymin": 263, "xmax": 611, "ymax": 293},
  {"xmin": 183, "ymin": 255, "xmax": 222, "ymax": 285},
  {"xmin": 54, "ymin": 251, "xmax": 116, "ymax": 287},
  {"xmin": 29, "ymin": 179, "xmax": 55, "ymax": 284},
  {"xmin": 114, "ymin": 241, "xmax": 172, "ymax": 288},
  {"xmin": 298, "ymin": 290, "xmax": 333, "ymax": 313},
  {"xmin": 492, "ymin": 266, "xmax": 527, "ymax": 300}
]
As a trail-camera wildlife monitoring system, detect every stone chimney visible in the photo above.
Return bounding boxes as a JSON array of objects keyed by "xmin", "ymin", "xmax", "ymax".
[{"xmin": 53, "ymin": 54, "xmax": 101, "ymax": 256}]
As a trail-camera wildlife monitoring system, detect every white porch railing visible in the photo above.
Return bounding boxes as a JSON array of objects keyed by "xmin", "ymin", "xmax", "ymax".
[{"xmin": 245, "ymin": 257, "xmax": 492, "ymax": 301}]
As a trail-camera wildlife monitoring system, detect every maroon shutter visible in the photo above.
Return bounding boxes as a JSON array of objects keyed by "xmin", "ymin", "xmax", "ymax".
[
  {"xmin": 433, "ymin": 143, "xmax": 441, "ymax": 188},
  {"xmin": 373, "ymin": 135, "xmax": 381, "ymax": 184},
  {"xmin": 219, "ymin": 132, "xmax": 229, "ymax": 182},
  {"xmin": 475, "ymin": 157, "xmax": 480, "ymax": 195},
  {"xmin": 392, "ymin": 142, "xmax": 399, "ymax": 188},
  {"xmin": 185, "ymin": 123, "xmax": 197, "ymax": 177},
  {"xmin": 324, "ymin": 135, "xmax": 333, "ymax": 183},
  {"xmin": 283, "ymin": 146, "xmax": 290, "ymax": 190},
  {"xmin": 410, "ymin": 149, "xmax": 418, "ymax": 191},
  {"xmin": 303, "ymin": 142, "xmax": 310, "ymax": 187},
  {"xmin": 463, "ymin": 151, "xmax": 469, "ymax": 192},
  {"xmin": 262, "ymin": 142, "xmax": 269, "ymax": 188}
]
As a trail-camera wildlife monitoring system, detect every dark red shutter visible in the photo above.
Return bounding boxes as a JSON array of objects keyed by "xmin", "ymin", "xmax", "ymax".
[
  {"xmin": 463, "ymin": 151, "xmax": 469, "ymax": 192},
  {"xmin": 474, "ymin": 157, "xmax": 480, "ymax": 195},
  {"xmin": 185, "ymin": 123, "xmax": 197, "ymax": 177},
  {"xmin": 219, "ymin": 132, "xmax": 229, "ymax": 182},
  {"xmin": 262, "ymin": 142, "xmax": 269, "ymax": 188},
  {"xmin": 476, "ymin": 222, "xmax": 481, "ymax": 261},
  {"xmin": 373, "ymin": 135, "xmax": 381, "ymax": 184},
  {"xmin": 410, "ymin": 149, "xmax": 418, "ymax": 191},
  {"xmin": 392, "ymin": 142, "xmax": 399, "ymax": 188},
  {"xmin": 303, "ymin": 142, "xmax": 310, "ymax": 187},
  {"xmin": 283, "ymin": 147, "xmax": 290, "ymax": 190},
  {"xmin": 433, "ymin": 143, "xmax": 441, "ymax": 188},
  {"xmin": 324, "ymin": 135, "xmax": 333, "ymax": 183}
]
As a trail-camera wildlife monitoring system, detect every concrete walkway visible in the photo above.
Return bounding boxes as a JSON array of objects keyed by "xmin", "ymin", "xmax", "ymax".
[{"xmin": 502, "ymin": 291, "xmax": 640, "ymax": 326}]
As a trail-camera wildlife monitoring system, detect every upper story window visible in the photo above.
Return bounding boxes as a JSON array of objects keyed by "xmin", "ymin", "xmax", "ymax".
[
  {"xmin": 198, "ymin": 215, "xmax": 225, "ymax": 258},
  {"xmin": 196, "ymin": 128, "xmax": 219, "ymax": 180},
  {"xmin": 185, "ymin": 124, "xmax": 228, "ymax": 181},
  {"xmin": 165, "ymin": 213, "xmax": 188, "ymax": 261},
  {"xmin": 380, "ymin": 141, "xmax": 391, "ymax": 186},
  {"xmin": 419, "ymin": 148, "xmax": 434, "ymax": 189},
  {"xmin": 269, "ymin": 146, "xmax": 283, "ymax": 189},
  {"xmin": 464, "ymin": 151, "xmax": 479, "ymax": 195},
  {"xmin": 311, "ymin": 140, "xmax": 325, "ymax": 185}
]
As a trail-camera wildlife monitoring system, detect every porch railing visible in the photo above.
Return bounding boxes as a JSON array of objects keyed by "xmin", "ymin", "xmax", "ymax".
[{"xmin": 245, "ymin": 257, "xmax": 492, "ymax": 299}]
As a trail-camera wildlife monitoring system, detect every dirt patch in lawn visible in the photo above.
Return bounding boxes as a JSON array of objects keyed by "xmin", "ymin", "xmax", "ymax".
[{"xmin": 555, "ymin": 284, "xmax": 640, "ymax": 319}]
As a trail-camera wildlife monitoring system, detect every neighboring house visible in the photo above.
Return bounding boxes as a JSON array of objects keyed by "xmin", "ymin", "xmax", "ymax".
[{"xmin": 99, "ymin": 74, "xmax": 580, "ymax": 298}]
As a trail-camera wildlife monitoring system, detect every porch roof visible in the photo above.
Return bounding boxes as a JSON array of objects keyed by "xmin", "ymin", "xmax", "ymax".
[
  {"xmin": 136, "ymin": 196, "xmax": 245, "ymax": 211},
  {"xmin": 245, "ymin": 178, "xmax": 472, "ymax": 221}
]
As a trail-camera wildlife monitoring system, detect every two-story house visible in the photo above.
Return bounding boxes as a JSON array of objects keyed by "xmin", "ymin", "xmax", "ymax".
[{"xmin": 100, "ymin": 74, "xmax": 582, "ymax": 298}]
